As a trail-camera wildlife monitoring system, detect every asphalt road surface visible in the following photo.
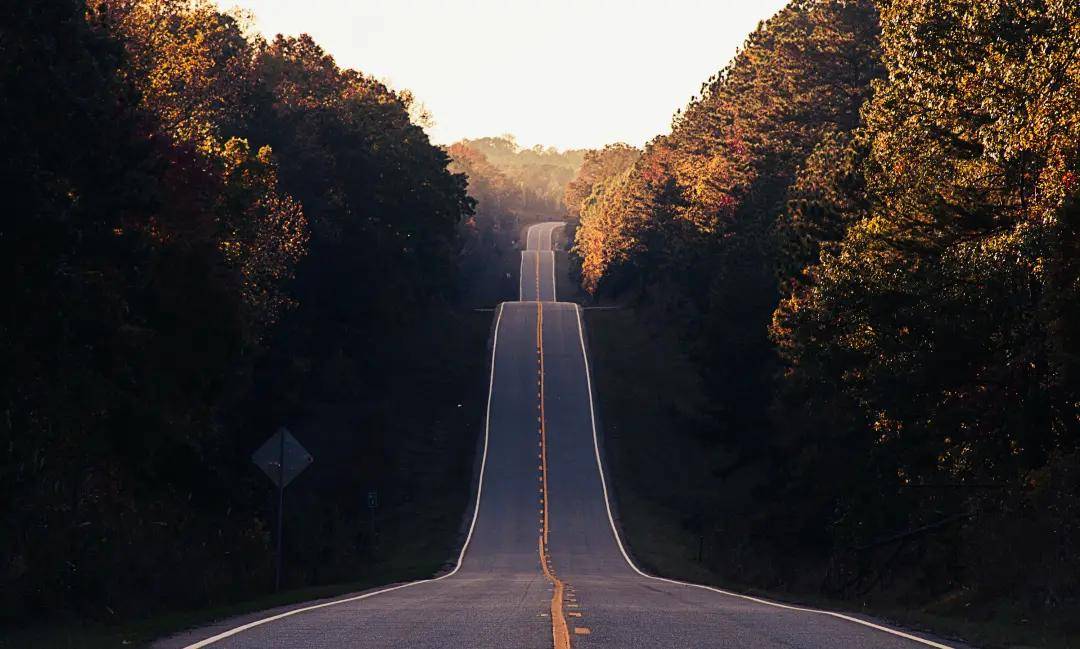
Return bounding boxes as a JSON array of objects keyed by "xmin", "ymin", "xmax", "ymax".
[
  {"xmin": 159, "ymin": 222, "xmax": 967, "ymax": 649},
  {"xmin": 519, "ymin": 221, "xmax": 560, "ymax": 301}
]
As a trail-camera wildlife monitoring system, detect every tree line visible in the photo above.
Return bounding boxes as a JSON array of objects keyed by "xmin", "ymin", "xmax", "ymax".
[
  {"xmin": 568, "ymin": 0, "xmax": 1079, "ymax": 624},
  {"xmin": 2, "ymin": 0, "xmax": 480, "ymax": 629},
  {"xmin": 448, "ymin": 135, "xmax": 584, "ymax": 304}
]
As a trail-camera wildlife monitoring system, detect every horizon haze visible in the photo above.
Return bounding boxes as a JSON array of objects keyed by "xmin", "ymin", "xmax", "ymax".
[{"xmin": 218, "ymin": 0, "xmax": 790, "ymax": 150}]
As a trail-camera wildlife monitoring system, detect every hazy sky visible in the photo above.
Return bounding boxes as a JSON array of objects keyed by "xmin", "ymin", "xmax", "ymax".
[{"xmin": 219, "ymin": 0, "xmax": 790, "ymax": 150}]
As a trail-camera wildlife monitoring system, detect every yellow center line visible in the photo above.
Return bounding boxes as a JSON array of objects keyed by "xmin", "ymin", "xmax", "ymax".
[
  {"xmin": 535, "ymin": 247, "xmax": 542, "ymax": 301},
  {"xmin": 537, "ymin": 300, "xmax": 572, "ymax": 649},
  {"xmin": 539, "ymin": 536, "xmax": 571, "ymax": 649},
  {"xmin": 538, "ymin": 301, "xmax": 549, "ymax": 546}
]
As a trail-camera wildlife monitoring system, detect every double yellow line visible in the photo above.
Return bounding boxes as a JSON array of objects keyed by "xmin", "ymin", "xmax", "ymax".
[{"xmin": 537, "ymin": 299, "xmax": 571, "ymax": 649}]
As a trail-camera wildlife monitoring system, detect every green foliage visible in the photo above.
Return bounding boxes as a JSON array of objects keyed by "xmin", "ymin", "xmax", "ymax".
[
  {"xmin": 564, "ymin": 143, "xmax": 640, "ymax": 220},
  {"xmin": 774, "ymin": 0, "xmax": 1080, "ymax": 602},
  {"xmin": 2, "ymin": 0, "xmax": 473, "ymax": 629},
  {"xmin": 447, "ymin": 141, "xmax": 515, "ymax": 256},
  {"xmin": 452, "ymin": 135, "xmax": 585, "ymax": 220},
  {"xmin": 571, "ymin": 0, "xmax": 1080, "ymax": 627}
]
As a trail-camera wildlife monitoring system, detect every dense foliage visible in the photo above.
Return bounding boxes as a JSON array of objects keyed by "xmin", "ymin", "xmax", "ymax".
[
  {"xmin": 574, "ymin": 0, "xmax": 1080, "ymax": 621},
  {"xmin": 2, "ymin": 0, "xmax": 476, "ymax": 627},
  {"xmin": 454, "ymin": 135, "xmax": 584, "ymax": 218},
  {"xmin": 564, "ymin": 144, "xmax": 641, "ymax": 291}
]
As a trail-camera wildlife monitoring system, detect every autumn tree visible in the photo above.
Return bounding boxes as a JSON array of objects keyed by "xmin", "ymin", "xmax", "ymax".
[
  {"xmin": 447, "ymin": 141, "xmax": 514, "ymax": 254},
  {"xmin": 2, "ymin": 0, "xmax": 270, "ymax": 621},
  {"xmin": 453, "ymin": 135, "xmax": 585, "ymax": 217},
  {"xmin": 771, "ymin": 0, "xmax": 1080, "ymax": 600},
  {"xmin": 100, "ymin": 0, "xmax": 308, "ymax": 337},
  {"xmin": 570, "ymin": 0, "xmax": 885, "ymax": 589},
  {"xmin": 575, "ymin": 0, "xmax": 882, "ymax": 425},
  {"xmin": 3, "ymin": 0, "xmax": 472, "ymax": 628},
  {"xmin": 564, "ymin": 143, "xmax": 640, "ymax": 220},
  {"xmin": 577, "ymin": 0, "xmax": 1080, "ymax": 624}
]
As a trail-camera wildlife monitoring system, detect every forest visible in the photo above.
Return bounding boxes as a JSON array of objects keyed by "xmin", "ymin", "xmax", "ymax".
[
  {"xmin": 2, "ymin": 0, "xmax": 490, "ymax": 636},
  {"xmin": 6, "ymin": 0, "xmax": 1080, "ymax": 644},
  {"xmin": 569, "ymin": 0, "xmax": 1080, "ymax": 641}
]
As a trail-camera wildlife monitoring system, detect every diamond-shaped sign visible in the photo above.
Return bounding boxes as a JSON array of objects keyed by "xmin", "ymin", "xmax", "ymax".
[{"xmin": 252, "ymin": 427, "xmax": 313, "ymax": 488}]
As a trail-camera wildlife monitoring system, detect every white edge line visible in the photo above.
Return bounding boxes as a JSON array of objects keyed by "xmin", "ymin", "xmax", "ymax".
[
  {"xmin": 182, "ymin": 304, "xmax": 507, "ymax": 649},
  {"xmin": 571, "ymin": 305, "xmax": 958, "ymax": 649},
  {"xmin": 519, "ymin": 250, "xmax": 525, "ymax": 301},
  {"xmin": 523, "ymin": 224, "xmax": 540, "ymax": 301},
  {"xmin": 550, "ymin": 251, "xmax": 557, "ymax": 302}
]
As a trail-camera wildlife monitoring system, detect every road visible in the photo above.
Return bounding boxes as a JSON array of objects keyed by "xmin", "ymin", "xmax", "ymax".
[
  {"xmin": 159, "ymin": 222, "xmax": 966, "ymax": 649},
  {"xmin": 519, "ymin": 221, "xmax": 560, "ymax": 301}
]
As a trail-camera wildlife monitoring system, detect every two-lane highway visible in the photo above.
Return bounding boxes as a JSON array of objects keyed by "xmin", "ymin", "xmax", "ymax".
[
  {"xmin": 520, "ymin": 221, "xmax": 561, "ymax": 302},
  {"xmin": 159, "ymin": 222, "xmax": 966, "ymax": 649}
]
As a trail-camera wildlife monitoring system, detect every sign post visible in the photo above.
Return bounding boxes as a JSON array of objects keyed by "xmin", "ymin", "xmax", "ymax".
[
  {"xmin": 367, "ymin": 490, "xmax": 378, "ymax": 552},
  {"xmin": 252, "ymin": 427, "xmax": 313, "ymax": 591}
]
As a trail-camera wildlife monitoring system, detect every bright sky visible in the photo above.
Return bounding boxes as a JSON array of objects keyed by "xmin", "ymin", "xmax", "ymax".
[{"xmin": 220, "ymin": 0, "xmax": 790, "ymax": 150}]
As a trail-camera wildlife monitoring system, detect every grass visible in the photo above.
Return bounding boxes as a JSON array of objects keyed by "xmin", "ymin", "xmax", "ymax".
[
  {"xmin": 583, "ymin": 305, "xmax": 1076, "ymax": 649},
  {"xmin": 4, "ymin": 572, "xmax": 430, "ymax": 649}
]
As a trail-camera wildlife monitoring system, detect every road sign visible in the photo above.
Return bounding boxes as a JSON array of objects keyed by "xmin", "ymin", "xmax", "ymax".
[
  {"xmin": 252, "ymin": 427, "xmax": 313, "ymax": 488},
  {"xmin": 252, "ymin": 427, "xmax": 313, "ymax": 592}
]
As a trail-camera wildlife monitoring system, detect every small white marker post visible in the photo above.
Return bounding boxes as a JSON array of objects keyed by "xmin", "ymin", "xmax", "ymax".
[{"xmin": 252, "ymin": 427, "xmax": 313, "ymax": 591}]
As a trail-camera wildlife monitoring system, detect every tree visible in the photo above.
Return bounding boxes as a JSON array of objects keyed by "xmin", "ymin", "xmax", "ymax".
[
  {"xmin": 2, "ymin": 0, "xmax": 472, "ymax": 627},
  {"xmin": 564, "ymin": 143, "xmax": 640, "ymax": 220}
]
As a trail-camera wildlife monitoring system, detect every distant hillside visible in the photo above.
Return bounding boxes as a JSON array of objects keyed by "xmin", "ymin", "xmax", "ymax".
[{"xmin": 450, "ymin": 135, "xmax": 585, "ymax": 219}]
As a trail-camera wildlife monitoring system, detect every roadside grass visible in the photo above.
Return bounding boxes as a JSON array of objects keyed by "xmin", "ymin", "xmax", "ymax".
[
  {"xmin": 550, "ymin": 224, "xmax": 589, "ymax": 305},
  {"xmin": 584, "ymin": 306, "xmax": 1075, "ymax": 649},
  {"xmin": 3, "ymin": 568, "xmax": 434, "ymax": 649},
  {"xmin": 554, "ymin": 251, "xmax": 588, "ymax": 304}
]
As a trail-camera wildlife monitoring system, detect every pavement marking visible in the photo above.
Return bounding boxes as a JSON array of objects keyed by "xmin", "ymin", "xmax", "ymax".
[
  {"xmin": 574, "ymin": 628, "xmax": 591, "ymax": 635},
  {"xmin": 550, "ymin": 251, "xmax": 557, "ymax": 301},
  {"xmin": 537, "ymin": 298, "xmax": 574, "ymax": 649},
  {"xmin": 571, "ymin": 305, "xmax": 959, "ymax": 649},
  {"xmin": 179, "ymin": 304, "xmax": 509, "ymax": 648},
  {"xmin": 518, "ymin": 250, "xmax": 525, "ymax": 301},
  {"xmin": 538, "ymin": 301, "xmax": 549, "ymax": 547},
  {"xmin": 540, "ymin": 537, "xmax": 572, "ymax": 649},
  {"xmin": 568, "ymin": 612, "xmax": 582, "ymax": 618},
  {"xmin": 535, "ymin": 246, "xmax": 542, "ymax": 303}
]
